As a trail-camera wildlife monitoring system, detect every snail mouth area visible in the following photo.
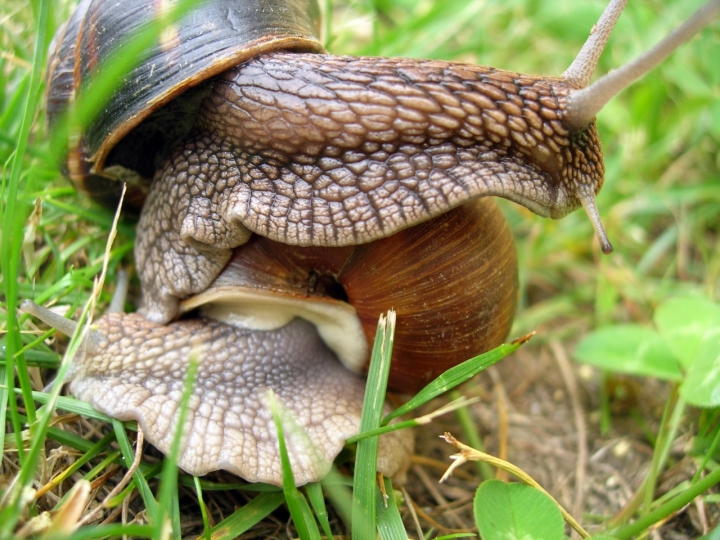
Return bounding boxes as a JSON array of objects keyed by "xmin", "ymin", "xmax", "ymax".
[{"xmin": 180, "ymin": 287, "xmax": 368, "ymax": 374}]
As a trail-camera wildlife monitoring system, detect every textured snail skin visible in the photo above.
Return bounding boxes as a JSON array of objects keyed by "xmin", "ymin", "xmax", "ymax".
[
  {"xmin": 136, "ymin": 52, "xmax": 602, "ymax": 322},
  {"xmin": 67, "ymin": 314, "xmax": 412, "ymax": 486}
]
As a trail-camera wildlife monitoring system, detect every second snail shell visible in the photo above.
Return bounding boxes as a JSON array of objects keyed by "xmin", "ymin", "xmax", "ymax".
[{"xmin": 181, "ymin": 198, "xmax": 518, "ymax": 393}]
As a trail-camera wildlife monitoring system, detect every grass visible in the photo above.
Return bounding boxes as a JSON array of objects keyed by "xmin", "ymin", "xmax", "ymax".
[{"xmin": 1, "ymin": 0, "xmax": 720, "ymax": 538}]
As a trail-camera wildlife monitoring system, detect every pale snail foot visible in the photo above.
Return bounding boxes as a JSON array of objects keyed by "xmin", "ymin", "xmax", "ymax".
[{"xmin": 62, "ymin": 313, "xmax": 412, "ymax": 486}]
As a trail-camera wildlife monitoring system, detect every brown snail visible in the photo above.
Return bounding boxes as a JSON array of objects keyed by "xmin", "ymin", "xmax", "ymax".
[{"xmin": 27, "ymin": 0, "xmax": 720, "ymax": 485}]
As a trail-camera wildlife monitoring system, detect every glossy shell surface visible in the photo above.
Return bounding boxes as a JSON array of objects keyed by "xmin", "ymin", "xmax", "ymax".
[
  {"xmin": 184, "ymin": 198, "xmax": 518, "ymax": 393},
  {"xmin": 47, "ymin": 0, "xmax": 323, "ymax": 208}
]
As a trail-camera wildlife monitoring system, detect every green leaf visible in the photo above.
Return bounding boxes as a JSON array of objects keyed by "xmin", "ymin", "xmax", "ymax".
[
  {"xmin": 654, "ymin": 297, "xmax": 720, "ymax": 370},
  {"xmin": 473, "ymin": 480, "xmax": 564, "ymax": 540},
  {"xmin": 574, "ymin": 325, "xmax": 682, "ymax": 381},
  {"xmin": 681, "ymin": 328, "xmax": 720, "ymax": 408}
]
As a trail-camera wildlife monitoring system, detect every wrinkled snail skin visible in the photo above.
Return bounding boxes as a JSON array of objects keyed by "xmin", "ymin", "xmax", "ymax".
[
  {"xmin": 64, "ymin": 313, "xmax": 412, "ymax": 486},
  {"xmin": 136, "ymin": 53, "xmax": 601, "ymax": 322}
]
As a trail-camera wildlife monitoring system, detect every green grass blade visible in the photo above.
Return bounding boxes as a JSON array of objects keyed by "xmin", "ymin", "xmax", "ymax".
[
  {"xmin": 320, "ymin": 468, "xmax": 353, "ymax": 529},
  {"xmin": 41, "ymin": 197, "xmax": 137, "ymax": 234},
  {"xmin": 44, "ymin": 426, "xmax": 104, "ymax": 454},
  {"xmin": 8, "ymin": 389, "xmax": 117, "ymax": 423},
  {"xmin": 305, "ymin": 482, "xmax": 334, "ymax": 539},
  {"xmin": 64, "ymin": 524, "xmax": 156, "ymax": 540},
  {"xmin": 609, "ymin": 466, "xmax": 720, "ymax": 540},
  {"xmin": 346, "ymin": 396, "xmax": 480, "ymax": 444},
  {"xmin": 0, "ymin": 0, "xmax": 51, "ymax": 476},
  {"xmin": 0, "ymin": 420, "xmax": 103, "ymax": 456},
  {"xmin": 38, "ymin": 432, "xmax": 115, "ymax": 497},
  {"xmin": 0, "ymin": 76, "xmax": 29, "ymax": 132},
  {"xmin": 207, "ymin": 492, "xmax": 285, "ymax": 539},
  {"xmin": 193, "ymin": 476, "xmax": 211, "ymax": 540},
  {"xmin": 170, "ymin": 490, "xmax": 182, "ymax": 540},
  {"xmin": 180, "ymin": 477, "xmax": 279, "ymax": 492},
  {"xmin": 112, "ymin": 419, "xmax": 158, "ymax": 519},
  {"xmin": 269, "ymin": 390, "xmax": 321, "ymax": 540},
  {"xmin": 155, "ymin": 357, "xmax": 199, "ymax": 538},
  {"xmin": 376, "ymin": 476, "xmax": 408, "ymax": 540},
  {"xmin": 352, "ymin": 311, "xmax": 396, "ymax": 539},
  {"xmin": 382, "ymin": 335, "xmax": 532, "ymax": 425}
]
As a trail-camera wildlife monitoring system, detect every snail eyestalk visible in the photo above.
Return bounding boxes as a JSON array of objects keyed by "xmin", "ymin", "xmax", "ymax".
[
  {"xmin": 20, "ymin": 300, "xmax": 107, "ymax": 352},
  {"xmin": 107, "ymin": 269, "xmax": 129, "ymax": 314},
  {"xmin": 565, "ymin": 0, "xmax": 720, "ymax": 131},
  {"xmin": 562, "ymin": 0, "xmax": 628, "ymax": 87}
]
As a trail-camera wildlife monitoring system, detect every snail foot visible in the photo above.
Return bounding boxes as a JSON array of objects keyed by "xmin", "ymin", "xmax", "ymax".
[{"xmin": 66, "ymin": 314, "xmax": 413, "ymax": 486}]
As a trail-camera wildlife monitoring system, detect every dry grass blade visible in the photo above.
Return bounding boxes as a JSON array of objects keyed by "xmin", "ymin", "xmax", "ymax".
[
  {"xmin": 40, "ymin": 480, "xmax": 91, "ymax": 539},
  {"xmin": 77, "ymin": 428, "xmax": 144, "ymax": 527},
  {"xmin": 440, "ymin": 432, "xmax": 590, "ymax": 539}
]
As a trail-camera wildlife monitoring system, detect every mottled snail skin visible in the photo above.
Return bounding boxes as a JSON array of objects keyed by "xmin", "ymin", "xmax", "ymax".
[
  {"xmin": 137, "ymin": 54, "xmax": 601, "ymax": 322},
  {"xmin": 61, "ymin": 313, "xmax": 412, "ymax": 486}
]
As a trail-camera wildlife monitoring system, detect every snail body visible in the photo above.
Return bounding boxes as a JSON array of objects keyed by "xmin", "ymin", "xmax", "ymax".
[
  {"xmin": 54, "ymin": 312, "xmax": 413, "ymax": 486},
  {"xmin": 31, "ymin": 0, "xmax": 720, "ymax": 485}
]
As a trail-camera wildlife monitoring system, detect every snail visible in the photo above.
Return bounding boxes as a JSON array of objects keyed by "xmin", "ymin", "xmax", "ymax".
[{"xmin": 26, "ymin": 0, "xmax": 720, "ymax": 486}]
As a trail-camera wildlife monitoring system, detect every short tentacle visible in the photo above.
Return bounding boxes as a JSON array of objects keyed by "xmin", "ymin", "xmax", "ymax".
[
  {"xmin": 20, "ymin": 300, "xmax": 107, "ymax": 352},
  {"xmin": 107, "ymin": 269, "xmax": 129, "ymax": 314}
]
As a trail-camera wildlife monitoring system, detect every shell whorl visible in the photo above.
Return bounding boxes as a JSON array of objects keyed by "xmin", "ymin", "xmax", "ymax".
[{"xmin": 46, "ymin": 0, "xmax": 323, "ymax": 212}]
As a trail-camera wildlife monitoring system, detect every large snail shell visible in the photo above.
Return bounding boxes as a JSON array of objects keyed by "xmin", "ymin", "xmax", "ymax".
[
  {"xmin": 47, "ymin": 0, "xmax": 323, "ymax": 211},
  {"xmin": 182, "ymin": 198, "xmax": 518, "ymax": 393}
]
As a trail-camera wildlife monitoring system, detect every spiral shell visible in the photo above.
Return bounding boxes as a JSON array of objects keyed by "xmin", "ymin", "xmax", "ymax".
[{"xmin": 182, "ymin": 198, "xmax": 518, "ymax": 393}]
